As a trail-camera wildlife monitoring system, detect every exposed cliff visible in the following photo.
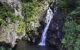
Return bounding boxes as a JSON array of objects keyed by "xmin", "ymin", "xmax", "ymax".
[
  {"xmin": 0, "ymin": 0, "xmax": 25, "ymax": 47},
  {"xmin": 22, "ymin": 0, "xmax": 55, "ymax": 43},
  {"xmin": 0, "ymin": 0, "xmax": 55, "ymax": 47}
]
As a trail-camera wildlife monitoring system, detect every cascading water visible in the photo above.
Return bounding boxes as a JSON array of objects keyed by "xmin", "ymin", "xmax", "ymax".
[{"xmin": 38, "ymin": 6, "xmax": 57, "ymax": 46}]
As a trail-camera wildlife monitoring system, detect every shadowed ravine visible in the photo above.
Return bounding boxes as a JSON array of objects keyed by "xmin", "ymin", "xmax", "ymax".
[
  {"xmin": 14, "ymin": 4, "xmax": 64, "ymax": 50},
  {"xmin": 0, "ymin": 0, "xmax": 80, "ymax": 50}
]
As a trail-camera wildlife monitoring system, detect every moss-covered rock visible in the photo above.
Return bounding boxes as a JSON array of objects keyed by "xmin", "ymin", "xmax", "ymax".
[
  {"xmin": 22, "ymin": 0, "xmax": 55, "ymax": 43},
  {"xmin": 0, "ymin": 0, "xmax": 25, "ymax": 47}
]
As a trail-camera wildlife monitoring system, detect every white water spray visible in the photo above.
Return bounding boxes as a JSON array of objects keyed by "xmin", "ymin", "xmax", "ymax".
[{"xmin": 38, "ymin": 7, "xmax": 57, "ymax": 46}]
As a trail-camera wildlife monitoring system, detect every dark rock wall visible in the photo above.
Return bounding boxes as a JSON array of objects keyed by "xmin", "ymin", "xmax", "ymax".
[
  {"xmin": 47, "ymin": 6, "xmax": 65, "ymax": 47},
  {"xmin": 38, "ymin": 4, "xmax": 65, "ymax": 49}
]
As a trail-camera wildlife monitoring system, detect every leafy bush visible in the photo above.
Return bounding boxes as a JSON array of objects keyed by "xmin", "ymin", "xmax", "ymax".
[
  {"xmin": 58, "ymin": 0, "xmax": 76, "ymax": 12},
  {"xmin": 0, "ymin": 3, "xmax": 14, "ymax": 17},
  {"xmin": 62, "ymin": 1, "xmax": 80, "ymax": 49},
  {"xmin": 15, "ymin": 19, "xmax": 25, "ymax": 33},
  {"xmin": 0, "ymin": 3, "xmax": 15, "ymax": 27},
  {"xmin": 22, "ymin": 0, "xmax": 42, "ymax": 33}
]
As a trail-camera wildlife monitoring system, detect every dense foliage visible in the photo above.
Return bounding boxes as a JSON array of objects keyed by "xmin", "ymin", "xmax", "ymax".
[
  {"xmin": 58, "ymin": 0, "xmax": 76, "ymax": 12},
  {"xmin": 0, "ymin": 2, "xmax": 25, "ymax": 35},
  {"xmin": 60, "ymin": 0, "xmax": 80, "ymax": 50},
  {"xmin": 0, "ymin": 3, "xmax": 15, "ymax": 26},
  {"xmin": 22, "ymin": 0, "xmax": 43, "ymax": 33}
]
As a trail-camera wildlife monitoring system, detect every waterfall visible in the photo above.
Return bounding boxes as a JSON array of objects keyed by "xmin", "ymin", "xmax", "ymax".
[{"xmin": 38, "ymin": 6, "xmax": 57, "ymax": 46}]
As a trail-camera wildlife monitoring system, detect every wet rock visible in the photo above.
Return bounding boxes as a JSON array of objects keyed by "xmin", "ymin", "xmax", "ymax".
[
  {"xmin": 46, "ymin": 7, "xmax": 65, "ymax": 49},
  {"xmin": 24, "ymin": 0, "xmax": 56, "ymax": 44},
  {"xmin": 37, "ymin": 2, "xmax": 65, "ymax": 49}
]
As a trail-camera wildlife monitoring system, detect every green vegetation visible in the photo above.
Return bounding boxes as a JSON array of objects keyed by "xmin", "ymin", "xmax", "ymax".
[
  {"xmin": 0, "ymin": 3, "xmax": 14, "ymax": 16},
  {"xmin": 0, "ymin": 3, "xmax": 25, "ymax": 41},
  {"xmin": 60, "ymin": 0, "xmax": 80, "ymax": 50},
  {"xmin": 22, "ymin": 0, "xmax": 43, "ymax": 33},
  {"xmin": 58, "ymin": 0, "xmax": 76, "ymax": 12},
  {"xmin": 0, "ymin": 0, "xmax": 80, "ymax": 50},
  {"xmin": 15, "ymin": 19, "xmax": 25, "ymax": 34},
  {"xmin": 0, "ymin": 2, "xmax": 25, "ymax": 36},
  {"xmin": 0, "ymin": 3, "xmax": 15, "ymax": 27}
]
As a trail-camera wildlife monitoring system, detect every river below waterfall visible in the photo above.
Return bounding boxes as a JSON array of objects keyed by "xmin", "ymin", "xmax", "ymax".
[{"xmin": 14, "ymin": 40, "xmax": 58, "ymax": 50}]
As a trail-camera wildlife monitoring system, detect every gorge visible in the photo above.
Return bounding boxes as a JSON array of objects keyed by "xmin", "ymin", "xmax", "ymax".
[{"xmin": 0, "ymin": 0, "xmax": 80, "ymax": 50}]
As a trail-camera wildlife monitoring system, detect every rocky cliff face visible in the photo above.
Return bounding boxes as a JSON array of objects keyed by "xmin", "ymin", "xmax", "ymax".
[
  {"xmin": 0, "ymin": 0, "xmax": 55, "ymax": 47},
  {"xmin": 46, "ymin": 8, "xmax": 65, "ymax": 48},
  {"xmin": 0, "ymin": 0, "xmax": 25, "ymax": 47},
  {"xmin": 23, "ymin": 0, "xmax": 55, "ymax": 43},
  {"xmin": 0, "ymin": 0, "xmax": 64, "ymax": 49}
]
